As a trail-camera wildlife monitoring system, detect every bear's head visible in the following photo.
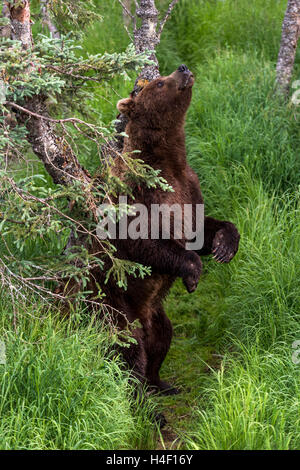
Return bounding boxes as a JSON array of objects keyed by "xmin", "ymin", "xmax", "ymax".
[{"xmin": 117, "ymin": 65, "xmax": 194, "ymax": 130}]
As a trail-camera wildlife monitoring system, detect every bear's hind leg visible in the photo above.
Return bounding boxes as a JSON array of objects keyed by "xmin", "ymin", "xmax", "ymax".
[
  {"xmin": 120, "ymin": 325, "xmax": 167, "ymax": 427},
  {"xmin": 121, "ymin": 326, "xmax": 147, "ymax": 388},
  {"xmin": 145, "ymin": 306, "xmax": 179, "ymax": 395}
]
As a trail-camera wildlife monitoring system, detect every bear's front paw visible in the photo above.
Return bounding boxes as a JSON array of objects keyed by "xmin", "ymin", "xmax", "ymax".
[
  {"xmin": 212, "ymin": 222, "xmax": 240, "ymax": 263},
  {"xmin": 181, "ymin": 251, "xmax": 202, "ymax": 293}
]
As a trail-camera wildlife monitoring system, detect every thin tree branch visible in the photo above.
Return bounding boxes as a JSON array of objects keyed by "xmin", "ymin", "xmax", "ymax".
[
  {"xmin": 158, "ymin": 0, "xmax": 180, "ymax": 37},
  {"xmin": 45, "ymin": 64, "xmax": 110, "ymax": 83},
  {"xmin": 40, "ymin": 0, "xmax": 60, "ymax": 39},
  {"xmin": 6, "ymin": 101, "xmax": 103, "ymax": 133},
  {"xmin": 118, "ymin": 0, "xmax": 136, "ymax": 31}
]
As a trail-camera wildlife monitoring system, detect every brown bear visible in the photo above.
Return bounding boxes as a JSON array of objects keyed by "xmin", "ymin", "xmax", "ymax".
[{"xmin": 85, "ymin": 65, "xmax": 240, "ymax": 396}]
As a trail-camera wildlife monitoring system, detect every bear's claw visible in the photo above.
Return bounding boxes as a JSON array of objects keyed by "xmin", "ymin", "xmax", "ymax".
[
  {"xmin": 153, "ymin": 412, "xmax": 167, "ymax": 429},
  {"xmin": 181, "ymin": 251, "xmax": 202, "ymax": 293},
  {"xmin": 212, "ymin": 224, "xmax": 240, "ymax": 264}
]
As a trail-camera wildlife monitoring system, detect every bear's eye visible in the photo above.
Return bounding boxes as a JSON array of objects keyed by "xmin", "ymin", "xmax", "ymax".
[{"xmin": 157, "ymin": 81, "xmax": 164, "ymax": 88}]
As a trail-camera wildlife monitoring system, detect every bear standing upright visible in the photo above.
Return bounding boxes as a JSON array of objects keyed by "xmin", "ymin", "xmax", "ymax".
[{"xmin": 89, "ymin": 65, "xmax": 240, "ymax": 394}]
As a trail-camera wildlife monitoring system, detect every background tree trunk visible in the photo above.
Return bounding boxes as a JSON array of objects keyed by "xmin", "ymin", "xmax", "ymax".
[
  {"xmin": 134, "ymin": 0, "xmax": 160, "ymax": 82},
  {"xmin": 133, "ymin": 0, "xmax": 179, "ymax": 85},
  {"xmin": 276, "ymin": 0, "xmax": 300, "ymax": 94},
  {"xmin": 1, "ymin": 1, "xmax": 11, "ymax": 38},
  {"xmin": 40, "ymin": 0, "xmax": 60, "ymax": 39}
]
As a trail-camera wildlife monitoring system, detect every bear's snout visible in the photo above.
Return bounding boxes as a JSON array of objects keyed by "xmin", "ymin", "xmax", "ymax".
[
  {"xmin": 178, "ymin": 64, "xmax": 189, "ymax": 73},
  {"xmin": 170, "ymin": 65, "xmax": 194, "ymax": 90}
]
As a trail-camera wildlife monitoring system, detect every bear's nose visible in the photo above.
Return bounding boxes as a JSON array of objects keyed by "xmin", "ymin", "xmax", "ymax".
[{"xmin": 178, "ymin": 64, "xmax": 189, "ymax": 73}]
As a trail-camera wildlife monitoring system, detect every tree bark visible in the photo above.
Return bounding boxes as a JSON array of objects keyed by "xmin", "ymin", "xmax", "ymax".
[
  {"xmin": 276, "ymin": 0, "xmax": 300, "ymax": 95},
  {"xmin": 134, "ymin": 0, "xmax": 179, "ymax": 84},
  {"xmin": 134, "ymin": 0, "xmax": 160, "ymax": 83},
  {"xmin": 17, "ymin": 98, "xmax": 91, "ymax": 187},
  {"xmin": 9, "ymin": 0, "xmax": 32, "ymax": 49}
]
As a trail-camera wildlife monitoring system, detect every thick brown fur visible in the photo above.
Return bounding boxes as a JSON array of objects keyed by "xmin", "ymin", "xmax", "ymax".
[{"xmin": 79, "ymin": 66, "xmax": 240, "ymax": 395}]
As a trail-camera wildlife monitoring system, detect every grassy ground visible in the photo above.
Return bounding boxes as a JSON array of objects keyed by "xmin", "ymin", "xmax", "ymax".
[{"xmin": 1, "ymin": 0, "xmax": 300, "ymax": 449}]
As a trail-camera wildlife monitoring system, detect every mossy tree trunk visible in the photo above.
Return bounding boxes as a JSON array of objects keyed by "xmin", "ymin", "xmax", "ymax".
[{"xmin": 276, "ymin": 0, "xmax": 300, "ymax": 95}]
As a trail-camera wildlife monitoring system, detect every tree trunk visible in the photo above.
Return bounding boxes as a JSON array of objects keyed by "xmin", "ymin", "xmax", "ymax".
[
  {"xmin": 134, "ymin": 0, "xmax": 160, "ymax": 83},
  {"xmin": 276, "ymin": 0, "xmax": 300, "ymax": 95},
  {"xmin": 9, "ymin": 0, "xmax": 32, "ymax": 49},
  {"xmin": 134, "ymin": 0, "xmax": 179, "ymax": 84},
  {"xmin": 17, "ymin": 98, "xmax": 91, "ymax": 187}
]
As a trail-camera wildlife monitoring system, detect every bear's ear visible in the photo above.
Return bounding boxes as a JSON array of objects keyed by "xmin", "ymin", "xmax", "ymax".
[{"xmin": 117, "ymin": 97, "xmax": 135, "ymax": 116}]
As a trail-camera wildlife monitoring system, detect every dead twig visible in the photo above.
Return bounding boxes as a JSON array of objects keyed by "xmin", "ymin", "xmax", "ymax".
[{"xmin": 158, "ymin": 0, "xmax": 180, "ymax": 37}]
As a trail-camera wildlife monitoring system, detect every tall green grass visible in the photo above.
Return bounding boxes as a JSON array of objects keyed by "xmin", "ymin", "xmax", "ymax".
[
  {"xmin": 182, "ymin": 181, "xmax": 300, "ymax": 449},
  {"xmin": 161, "ymin": 0, "xmax": 288, "ymax": 67},
  {"xmin": 186, "ymin": 348, "xmax": 300, "ymax": 450},
  {"xmin": 0, "ymin": 300, "xmax": 157, "ymax": 449},
  {"xmin": 158, "ymin": 0, "xmax": 300, "ymax": 449},
  {"xmin": 1, "ymin": 0, "xmax": 300, "ymax": 450},
  {"xmin": 186, "ymin": 51, "xmax": 300, "ymax": 194},
  {"xmin": 162, "ymin": 164, "xmax": 300, "ymax": 449}
]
